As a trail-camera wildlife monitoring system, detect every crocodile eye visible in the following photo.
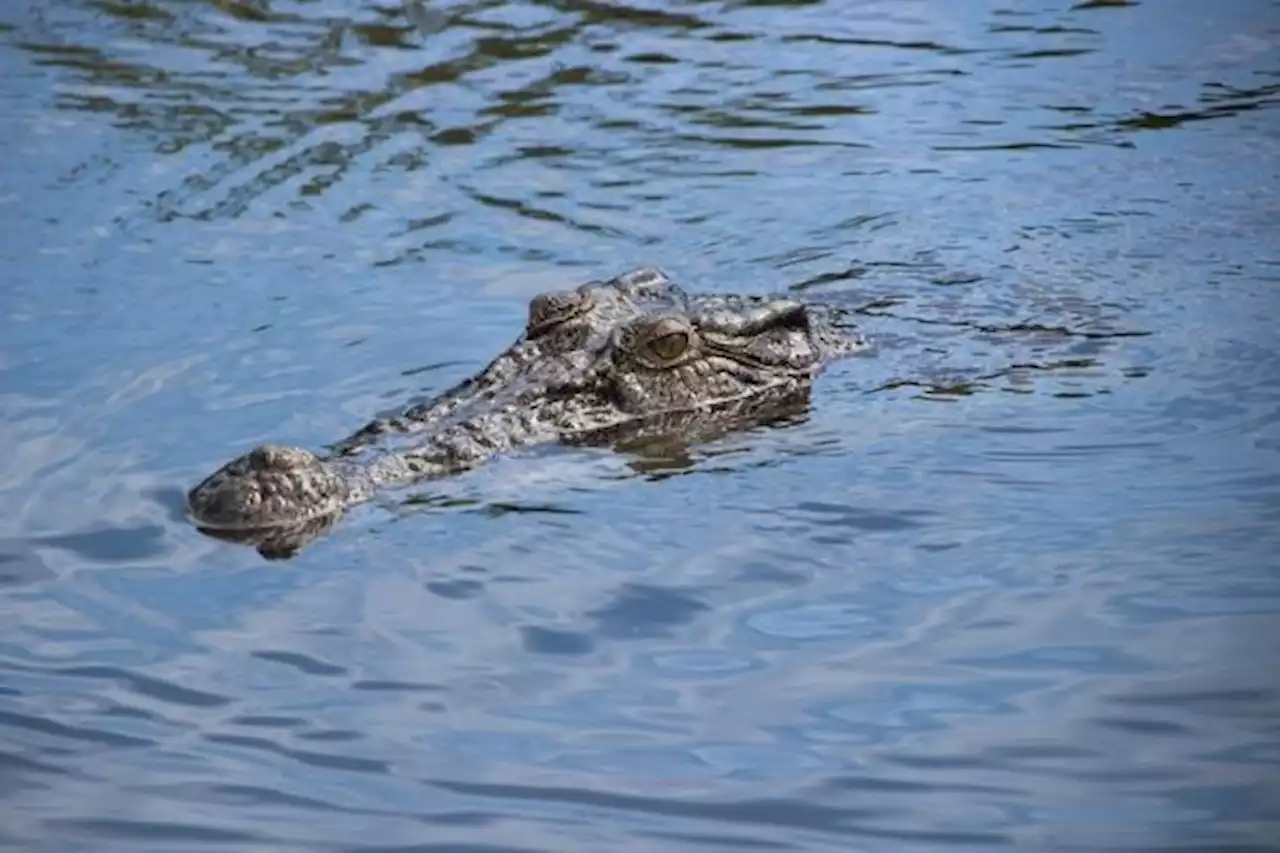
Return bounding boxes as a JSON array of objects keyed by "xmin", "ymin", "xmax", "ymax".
[
  {"xmin": 527, "ymin": 288, "xmax": 593, "ymax": 336},
  {"xmin": 646, "ymin": 331, "xmax": 689, "ymax": 362}
]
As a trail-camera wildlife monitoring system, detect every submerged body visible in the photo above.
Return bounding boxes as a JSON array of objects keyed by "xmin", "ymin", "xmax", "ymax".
[{"xmin": 188, "ymin": 268, "xmax": 866, "ymax": 556}]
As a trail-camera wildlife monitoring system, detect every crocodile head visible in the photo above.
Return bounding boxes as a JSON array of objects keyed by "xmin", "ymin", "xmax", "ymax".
[
  {"xmin": 186, "ymin": 268, "xmax": 865, "ymax": 556},
  {"xmin": 537, "ymin": 294, "xmax": 861, "ymax": 444}
]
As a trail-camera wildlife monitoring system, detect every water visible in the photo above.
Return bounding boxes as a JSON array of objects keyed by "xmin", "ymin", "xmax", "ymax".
[{"xmin": 2, "ymin": 0, "xmax": 1278, "ymax": 850}]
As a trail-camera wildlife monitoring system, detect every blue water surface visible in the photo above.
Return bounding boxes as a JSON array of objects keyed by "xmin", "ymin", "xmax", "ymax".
[{"xmin": 1, "ymin": 0, "xmax": 1278, "ymax": 850}]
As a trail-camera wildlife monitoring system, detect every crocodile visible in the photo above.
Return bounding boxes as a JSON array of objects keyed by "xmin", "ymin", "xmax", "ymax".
[{"xmin": 187, "ymin": 267, "xmax": 866, "ymax": 557}]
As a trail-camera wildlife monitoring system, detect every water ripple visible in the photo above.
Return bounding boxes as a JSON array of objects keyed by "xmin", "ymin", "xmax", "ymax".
[{"xmin": 2, "ymin": 0, "xmax": 1278, "ymax": 850}]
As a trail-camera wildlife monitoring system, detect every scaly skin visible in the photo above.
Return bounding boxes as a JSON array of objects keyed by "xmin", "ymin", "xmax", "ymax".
[{"xmin": 187, "ymin": 267, "xmax": 866, "ymax": 557}]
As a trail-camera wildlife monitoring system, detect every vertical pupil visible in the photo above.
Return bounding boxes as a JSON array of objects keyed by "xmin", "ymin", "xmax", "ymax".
[{"xmin": 651, "ymin": 332, "xmax": 686, "ymax": 358}]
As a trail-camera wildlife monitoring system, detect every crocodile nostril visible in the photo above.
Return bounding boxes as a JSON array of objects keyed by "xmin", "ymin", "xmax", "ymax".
[{"xmin": 248, "ymin": 445, "xmax": 317, "ymax": 472}]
